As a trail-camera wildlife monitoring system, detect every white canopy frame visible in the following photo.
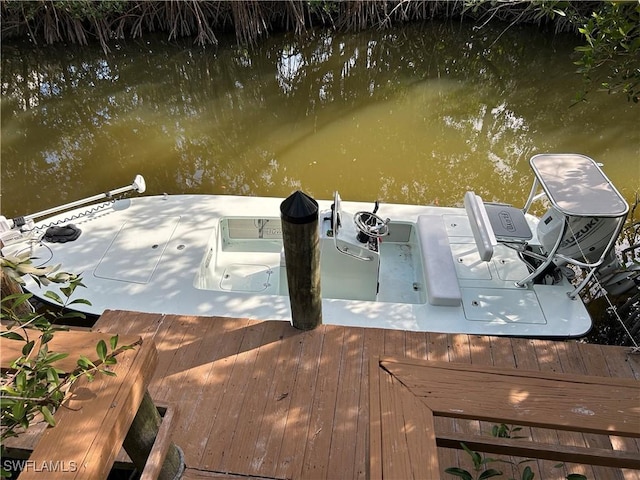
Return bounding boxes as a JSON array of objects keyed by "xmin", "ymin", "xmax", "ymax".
[{"xmin": 517, "ymin": 153, "xmax": 629, "ymax": 298}]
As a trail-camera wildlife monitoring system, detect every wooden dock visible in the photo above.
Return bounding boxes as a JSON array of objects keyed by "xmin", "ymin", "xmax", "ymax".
[
  {"xmin": 89, "ymin": 310, "xmax": 640, "ymax": 480},
  {"xmin": 5, "ymin": 309, "xmax": 640, "ymax": 479}
]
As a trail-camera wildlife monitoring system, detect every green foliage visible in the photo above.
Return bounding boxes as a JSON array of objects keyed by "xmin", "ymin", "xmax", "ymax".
[
  {"xmin": 445, "ymin": 424, "xmax": 588, "ymax": 480},
  {"xmin": 1, "ymin": 0, "xmax": 128, "ymax": 20},
  {"xmin": 491, "ymin": 423, "xmax": 525, "ymax": 439},
  {"xmin": 572, "ymin": 2, "xmax": 640, "ymax": 103},
  {"xmin": 56, "ymin": 0, "xmax": 129, "ymax": 19},
  {"xmin": 1, "ymin": 253, "xmax": 73, "ymax": 287},
  {"xmin": 463, "ymin": 0, "xmax": 639, "ymax": 104},
  {"xmin": 0, "ymin": 253, "xmax": 134, "ymax": 478},
  {"xmin": 445, "ymin": 442, "xmax": 502, "ymax": 479},
  {"xmin": 307, "ymin": 0, "xmax": 341, "ymax": 19}
]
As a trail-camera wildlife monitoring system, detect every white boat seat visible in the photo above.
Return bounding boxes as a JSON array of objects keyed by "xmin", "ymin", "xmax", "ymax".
[
  {"xmin": 464, "ymin": 191, "xmax": 497, "ymax": 262},
  {"xmin": 417, "ymin": 215, "xmax": 462, "ymax": 307}
]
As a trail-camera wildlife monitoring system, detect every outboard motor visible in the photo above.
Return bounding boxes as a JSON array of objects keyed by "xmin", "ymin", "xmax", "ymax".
[{"xmin": 536, "ymin": 207, "xmax": 620, "ymax": 266}]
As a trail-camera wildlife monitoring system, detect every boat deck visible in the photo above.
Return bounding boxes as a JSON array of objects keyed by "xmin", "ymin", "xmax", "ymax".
[
  {"xmin": 86, "ymin": 310, "xmax": 640, "ymax": 480},
  {"xmin": 9, "ymin": 194, "xmax": 593, "ymax": 336}
]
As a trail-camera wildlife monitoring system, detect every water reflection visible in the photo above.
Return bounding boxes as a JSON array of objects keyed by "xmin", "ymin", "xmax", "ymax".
[{"xmin": 1, "ymin": 22, "xmax": 638, "ymax": 218}]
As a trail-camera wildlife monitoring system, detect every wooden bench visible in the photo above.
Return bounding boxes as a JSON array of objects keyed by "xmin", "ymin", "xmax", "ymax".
[
  {"xmin": 1, "ymin": 328, "xmax": 182, "ymax": 479},
  {"xmin": 370, "ymin": 356, "xmax": 640, "ymax": 479}
]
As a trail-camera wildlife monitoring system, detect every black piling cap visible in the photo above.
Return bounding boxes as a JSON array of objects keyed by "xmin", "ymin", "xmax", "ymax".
[{"xmin": 280, "ymin": 191, "xmax": 318, "ymax": 224}]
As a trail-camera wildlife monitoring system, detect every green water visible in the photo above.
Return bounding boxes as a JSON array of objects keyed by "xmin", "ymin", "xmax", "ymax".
[{"xmin": 1, "ymin": 21, "xmax": 638, "ymax": 220}]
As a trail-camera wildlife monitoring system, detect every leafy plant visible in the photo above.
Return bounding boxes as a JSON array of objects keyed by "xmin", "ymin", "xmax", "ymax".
[
  {"xmin": 491, "ymin": 423, "xmax": 525, "ymax": 439},
  {"xmin": 573, "ymin": 1, "xmax": 640, "ymax": 103},
  {"xmin": 0, "ymin": 330, "xmax": 134, "ymax": 443},
  {"xmin": 463, "ymin": 0, "xmax": 639, "ymax": 104},
  {"xmin": 445, "ymin": 442, "xmax": 502, "ymax": 480},
  {"xmin": 0, "ymin": 250, "xmax": 135, "ymax": 478},
  {"xmin": 445, "ymin": 424, "xmax": 588, "ymax": 480}
]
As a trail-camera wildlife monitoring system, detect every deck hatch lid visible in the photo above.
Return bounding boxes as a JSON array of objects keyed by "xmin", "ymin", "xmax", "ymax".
[
  {"xmin": 94, "ymin": 216, "xmax": 181, "ymax": 284},
  {"xmin": 462, "ymin": 287, "xmax": 546, "ymax": 324}
]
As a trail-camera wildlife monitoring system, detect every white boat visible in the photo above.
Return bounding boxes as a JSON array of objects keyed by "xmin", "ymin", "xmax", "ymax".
[{"xmin": 0, "ymin": 154, "xmax": 629, "ymax": 337}]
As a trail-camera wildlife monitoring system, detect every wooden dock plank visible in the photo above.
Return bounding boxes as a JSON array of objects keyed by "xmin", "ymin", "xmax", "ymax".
[
  {"xmin": 571, "ymin": 341, "xmax": 627, "ymax": 480},
  {"xmin": 180, "ymin": 317, "xmax": 254, "ymax": 468},
  {"xmin": 97, "ymin": 309, "xmax": 157, "ymax": 335},
  {"xmin": 395, "ymin": 363, "xmax": 440, "ymax": 478},
  {"xmin": 149, "ymin": 316, "xmax": 209, "ymax": 409},
  {"xmin": 157, "ymin": 315, "xmax": 229, "ymax": 443},
  {"xmin": 152, "ymin": 317, "xmax": 221, "ymax": 466},
  {"xmin": 449, "ymin": 333, "xmax": 484, "ymax": 475},
  {"xmin": 201, "ymin": 321, "xmax": 270, "ymax": 471},
  {"xmin": 215, "ymin": 320, "xmax": 274, "ymax": 473},
  {"xmin": 326, "ymin": 328, "xmax": 366, "ymax": 480},
  {"xmin": 436, "ymin": 432, "xmax": 640, "ymax": 469},
  {"xmin": 383, "ymin": 329, "xmax": 406, "ymax": 357},
  {"xmin": 299, "ymin": 325, "xmax": 345, "ymax": 479},
  {"xmin": 223, "ymin": 320, "xmax": 289, "ymax": 476},
  {"xmin": 154, "ymin": 316, "xmax": 208, "ymax": 385},
  {"xmin": 425, "ymin": 332, "xmax": 459, "ymax": 472},
  {"xmin": 468, "ymin": 335, "xmax": 504, "ymax": 459},
  {"xmin": 274, "ymin": 325, "xmax": 325, "ymax": 480},
  {"xmin": 368, "ymin": 355, "xmax": 383, "ymax": 480},
  {"xmin": 531, "ymin": 339, "xmax": 584, "ymax": 479},
  {"xmin": 509, "ymin": 336, "xmax": 549, "ymax": 479},
  {"xmin": 359, "ymin": 328, "xmax": 385, "ymax": 480},
  {"xmin": 378, "ymin": 361, "xmax": 414, "ymax": 479},
  {"xmin": 556, "ymin": 340, "xmax": 598, "ymax": 479},
  {"xmin": 404, "ymin": 330, "xmax": 428, "ymax": 360},
  {"xmin": 248, "ymin": 322, "xmax": 306, "ymax": 478}
]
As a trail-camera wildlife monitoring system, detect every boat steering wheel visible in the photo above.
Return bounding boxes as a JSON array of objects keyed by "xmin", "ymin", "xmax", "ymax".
[{"xmin": 354, "ymin": 211, "xmax": 389, "ymax": 238}]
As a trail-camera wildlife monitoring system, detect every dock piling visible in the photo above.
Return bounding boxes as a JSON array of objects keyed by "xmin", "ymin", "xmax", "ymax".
[{"xmin": 280, "ymin": 191, "xmax": 322, "ymax": 330}]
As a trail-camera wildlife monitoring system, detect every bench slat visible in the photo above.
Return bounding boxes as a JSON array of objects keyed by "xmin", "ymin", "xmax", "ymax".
[{"xmin": 1, "ymin": 327, "xmax": 141, "ymax": 373}]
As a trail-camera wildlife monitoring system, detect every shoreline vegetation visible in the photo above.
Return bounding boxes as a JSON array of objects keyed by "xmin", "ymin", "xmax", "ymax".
[
  {"xmin": 1, "ymin": 0, "xmax": 568, "ymax": 52},
  {"xmin": 0, "ymin": 1, "xmax": 603, "ymax": 50},
  {"xmin": 2, "ymin": 1, "xmax": 637, "ymax": 102}
]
